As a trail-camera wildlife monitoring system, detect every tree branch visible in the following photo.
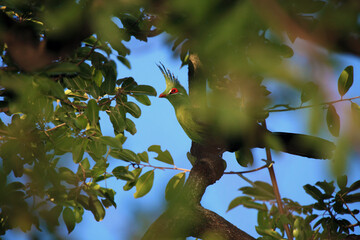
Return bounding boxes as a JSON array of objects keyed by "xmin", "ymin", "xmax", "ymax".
[{"xmin": 142, "ymin": 143, "xmax": 255, "ymax": 240}]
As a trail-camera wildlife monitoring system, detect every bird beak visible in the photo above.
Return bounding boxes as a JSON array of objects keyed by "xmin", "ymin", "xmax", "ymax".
[{"xmin": 159, "ymin": 93, "xmax": 166, "ymax": 98}]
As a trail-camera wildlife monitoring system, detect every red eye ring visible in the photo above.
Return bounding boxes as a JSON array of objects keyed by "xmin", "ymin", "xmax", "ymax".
[{"xmin": 169, "ymin": 88, "xmax": 178, "ymax": 94}]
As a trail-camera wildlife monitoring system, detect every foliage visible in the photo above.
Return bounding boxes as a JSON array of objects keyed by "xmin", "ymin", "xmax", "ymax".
[{"xmin": 0, "ymin": 0, "xmax": 359, "ymax": 239}]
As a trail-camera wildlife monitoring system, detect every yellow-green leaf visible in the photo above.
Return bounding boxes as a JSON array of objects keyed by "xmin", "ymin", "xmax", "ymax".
[
  {"xmin": 338, "ymin": 65, "xmax": 353, "ymax": 97},
  {"xmin": 63, "ymin": 208, "xmax": 76, "ymax": 234},
  {"xmin": 134, "ymin": 170, "xmax": 154, "ymax": 198}
]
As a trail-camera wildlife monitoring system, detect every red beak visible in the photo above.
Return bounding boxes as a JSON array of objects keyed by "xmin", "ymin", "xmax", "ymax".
[{"xmin": 159, "ymin": 93, "xmax": 166, "ymax": 98}]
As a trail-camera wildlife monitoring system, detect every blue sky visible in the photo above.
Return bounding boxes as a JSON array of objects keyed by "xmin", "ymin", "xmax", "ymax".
[{"xmin": 5, "ymin": 33, "xmax": 360, "ymax": 239}]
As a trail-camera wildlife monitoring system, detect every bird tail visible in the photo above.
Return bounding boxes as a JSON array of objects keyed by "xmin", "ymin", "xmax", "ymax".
[{"xmin": 270, "ymin": 132, "xmax": 335, "ymax": 159}]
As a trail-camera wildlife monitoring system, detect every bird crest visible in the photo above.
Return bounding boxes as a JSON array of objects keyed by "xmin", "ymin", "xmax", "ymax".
[{"xmin": 157, "ymin": 63, "xmax": 180, "ymax": 86}]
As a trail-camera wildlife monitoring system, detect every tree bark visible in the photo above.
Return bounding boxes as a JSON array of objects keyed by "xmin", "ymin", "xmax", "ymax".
[{"xmin": 142, "ymin": 143, "xmax": 255, "ymax": 240}]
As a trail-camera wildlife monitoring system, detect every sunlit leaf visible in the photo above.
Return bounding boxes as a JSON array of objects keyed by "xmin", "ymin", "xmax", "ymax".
[
  {"xmin": 165, "ymin": 172, "xmax": 186, "ymax": 201},
  {"xmin": 134, "ymin": 170, "xmax": 154, "ymax": 198},
  {"xmin": 338, "ymin": 66, "xmax": 353, "ymax": 97},
  {"xmin": 148, "ymin": 145, "xmax": 174, "ymax": 165},
  {"xmin": 137, "ymin": 151, "xmax": 149, "ymax": 163}
]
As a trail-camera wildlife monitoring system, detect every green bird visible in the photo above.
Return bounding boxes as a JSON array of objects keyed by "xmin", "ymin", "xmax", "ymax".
[{"xmin": 158, "ymin": 64, "xmax": 335, "ymax": 159}]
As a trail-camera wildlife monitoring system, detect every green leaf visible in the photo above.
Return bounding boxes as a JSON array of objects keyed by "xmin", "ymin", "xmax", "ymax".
[
  {"xmin": 338, "ymin": 65, "xmax": 353, "ymax": 97},
  {"xmin": 315, "ymin": 180, "xmax": 335, "ymax": 196},
  {"xmin": 85, "ymin": 99, "xmax": 99, "ymax": 127},
  {"xmin": 101, "ymin": 62, "xmax": 116, "ymax": 94},
  {"xmin": 301, "ymin": 82, "xmax": 318, "ymax": 104},
  {"xmin": 125, "ymin": 118, "xmax": 137, "ymax": 135},
  {"xmin": 326, "ymin": 104, "xmax": 340, "ymax": 137},
  {"xmin": 342, "ymin": 193, "xmax": 360, "ymax": 203},
  {"xmin": 110, "ymin": 149, "xmax": 139, "ymax": 163},
  {"xmin": 349, "ymin": 180, "xmax": 360, "ymax": 192},
  {"xmin": 74, "ymin": 115, "xmax": 88, "ymax": 129},
  {"xmin": 73, "ymin": 206, "xmax": 84, "ymax": 223},
  {"xmin": 93, "ymin": 70, "xmax": 103, "ymax": 87},
  {"xmin": 148, "ymin": 145, "xmax": 174, "ymax": 165},
  {"xmin": 101, "ymin": 188, "xmax": 117, "ymax": 208},
  {"xmin": 108, "ymin": 106, "xmax": 126, "ymax": 134},
  {"xmin": 63, "ymin": 208, "xmax": 76, "ymax": 234},
  {"xmin": 137, "ymin": 151, "xmax": 149, "ymax": 163},
  {"xmin": 131, "ymin": 85, "xmax": 157, "ymax": 96},
  {"xmin": 117, "ymin": 56, "xmax": 131, "ymax": 69},
  {"xmin": 124, "ymin": 102, "xmax": 141, "ymax": 118},
  {"xmin": 255, "ymin": 226, "xmax": 283, "ymax": 239},
  {"xmin": 337, "ymin": 175, "xmax": 348, "ymax": 190},
  {"xmin": 112, "ymin": 166, "xmax": 135, "ymax": 181},
  {"xmin": 235, "ymin": 148, "xmax": 254, "ymax": 167},
  {"xmin": 120, "ymin": 77, "xmax": 137, "ymax": 90},
  {"xmin": 133, "ymin": 95, "xmax": 151, "ymax": 106},
  {"xmin": 89, "ymin": 196, "xmax": 105, "ymax": 221},
  {"xmin": 165, "ymin": 172, "xmax": 186, "ymax": 201},
  {"xmin": 303, "ymin": 184, "xmax": 324, "ymax": 201},
  {"xmin": 46, "ymin": 62, "xmax": 80, "ymax": 75},
  {"xmin": 134, "ymin": 170, "xmax": 154, "ymax": 198},
  {"xmin": 72, "ymin": 138, "xmax": 88, "ymax": 163},
  {"xmin": 99, "ymin": 136, "xmax": 122, "ymax": 149},
  {"xmin": 351, "ymin": 102, "xmax": 360, "ymax": 127},
  {"xmin": 227, "ymin": 196, "xmax": 251, "ymax": 211}
]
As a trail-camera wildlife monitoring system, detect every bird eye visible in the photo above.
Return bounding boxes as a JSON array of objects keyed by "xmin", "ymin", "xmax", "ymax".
[{"xmin": 169, "ymin": 88, "xmax": 179, "ymax": 94}]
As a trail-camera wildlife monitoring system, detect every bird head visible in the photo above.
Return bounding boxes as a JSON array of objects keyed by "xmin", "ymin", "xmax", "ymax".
[{"xmin": 158, "ymin": 63, "xmax": 189, "ymax": 107}]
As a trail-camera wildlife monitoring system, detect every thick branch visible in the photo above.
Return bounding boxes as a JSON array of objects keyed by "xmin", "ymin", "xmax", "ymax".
[{"xmin": 142, "ymin": 143, "xmax": 255, "ymax": 240}]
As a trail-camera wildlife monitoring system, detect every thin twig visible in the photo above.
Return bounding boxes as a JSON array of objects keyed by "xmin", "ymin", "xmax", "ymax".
[
  {"xmin": 267, "ymin": 96, "xmax": 360, "ymax": 113},
  {"xmin": 339, "ymin": 194, "xmax": 360, "ymax": 227},
  {"xmin": 224, "ymin": 164, "xmax": 268, "ymax": 174},
  {"xmin": 77, "ymin": 41, "xmax": 98, "ymax": 66},
  {"xmin": 136, "ymin": 162, "xmax": 268, "ymax": 175},
  {"xmin": 138, "ymin": 163, "xmax": 190, "ymax": 172},
  {"xmin": 262, "ymin": 120, "xmax": 293, "ymax": 240},
  {"xmin": 44, "ymin": 123, "xmax": 67, "ymax": 132}
]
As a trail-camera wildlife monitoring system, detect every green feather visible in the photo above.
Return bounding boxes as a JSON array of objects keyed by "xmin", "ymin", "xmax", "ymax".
[{"xmin": 158, "ymin": 65, "xmax": 335, "ymax": 159}]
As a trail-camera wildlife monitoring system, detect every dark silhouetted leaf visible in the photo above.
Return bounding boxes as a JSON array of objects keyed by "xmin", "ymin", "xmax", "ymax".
[
  {"xmin": 326, "ymin": 105, "xmax": 340, "ymax": 137},
  {"xmin": 303, "ymin": 184, "xmax": 324, "ymax": 201},
  {"xmin": 337, "ymin": 175, "xmax": 348, "ymax": 190},
  {"xmin": 235, "ymin": 148, "xmax": 254, "ymax": 167}
]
